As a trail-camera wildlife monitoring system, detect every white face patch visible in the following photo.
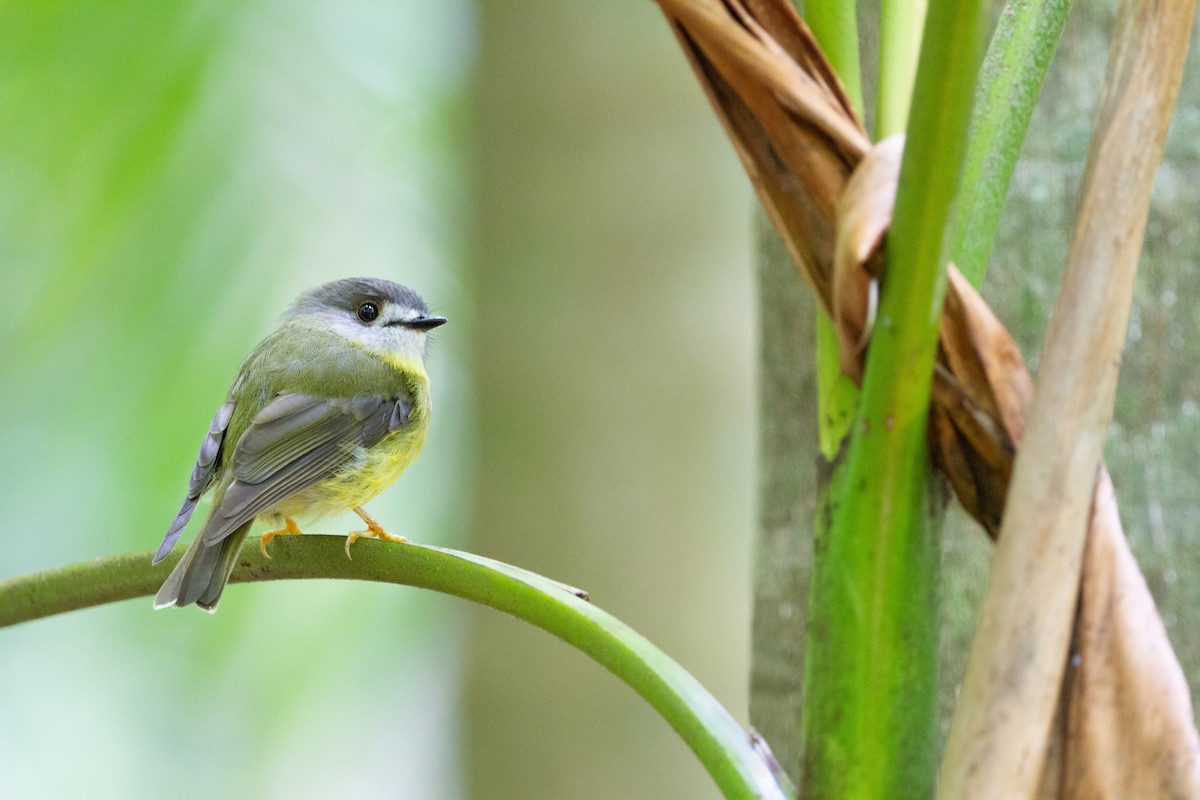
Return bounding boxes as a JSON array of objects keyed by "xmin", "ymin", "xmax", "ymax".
[{"xmin": 307, "ymin": 305, "xmax": 428, "ymax": 364}]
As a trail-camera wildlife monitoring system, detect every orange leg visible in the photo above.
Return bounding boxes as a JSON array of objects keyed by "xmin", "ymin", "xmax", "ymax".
[
  {"xmin": 259, "ymin": 517, "xmax": 305, "ymax": 559},
  {"xmin": 344, "ymin": 506, "xmax": 408, "ymax": 559}
]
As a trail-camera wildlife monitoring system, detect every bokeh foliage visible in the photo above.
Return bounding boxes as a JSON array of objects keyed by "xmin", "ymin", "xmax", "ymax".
[
  {"xmin": 465, "ymin": 3, "xmax": 756, "ymax": 798},
  {"xmin": 1, "ymin": 2, "xmax": 474, "ymax": 797}
]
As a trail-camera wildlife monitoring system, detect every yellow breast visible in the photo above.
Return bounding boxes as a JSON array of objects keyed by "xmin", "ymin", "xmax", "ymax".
[
  {"xmin": 271, "ymin": 373, "xmax": 432, "ymax": 520},
  {"xmin": 272, "ymin": 422, "xmax": 429, "ymax": 520},
  {"xmin": 342, "ymin": 422, "xmax": 429, "ymax": 503}
]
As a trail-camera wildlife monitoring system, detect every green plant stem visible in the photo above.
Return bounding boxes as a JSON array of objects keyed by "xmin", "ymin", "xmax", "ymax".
[
  {"xmin": 0, "ymin": 536, "xmax": 793, "ymax": 800},
  {"xmin": 815, "ymin": 317, "xmax": 858, "ymax": 460},
  {"xmin": 801, "ymin": 1, "xmax": 989, "ymax": 797},
  {"xmin": 951, "ymin": 0, "xmax": 1075, "ymax": 286},
  {"xmin": 804, "ymin": 0, "xmax": 864, "ymax": 117},
  {"xmin": 876, "ymin": 0, "xmax": 927, "ymax": 137},
  {"xmin": 805, "ymin": 0, "xmax": 866, "ymax": 461}
]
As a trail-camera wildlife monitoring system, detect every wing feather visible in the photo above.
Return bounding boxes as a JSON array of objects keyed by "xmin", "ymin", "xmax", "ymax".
[
  {"xmin": 198, "ymin": 393, "xmax": 409, "ymax": 545},
  {"xmin": 233, "ymin": 396, "xmax": 345, "ymax": 483},
  {"xmin": 153, "ymin": 402, "xmax": 236, "ymax": 564}
]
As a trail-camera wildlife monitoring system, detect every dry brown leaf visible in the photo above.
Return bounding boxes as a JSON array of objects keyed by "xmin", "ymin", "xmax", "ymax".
[
  {"xmin": 662, "ymin": 0, "xmax": 867, "ymax": 313},
  {"xmin": 933, "ymin": 268, "xmax": 1034, "ymax": 535},
  {"xmin": 1049, "ymin": 468, "xmax": 1200, "ymax": 798},
  {"xmin": 832, "ymin": 133, "xmax": 901, "ymax": 380}
]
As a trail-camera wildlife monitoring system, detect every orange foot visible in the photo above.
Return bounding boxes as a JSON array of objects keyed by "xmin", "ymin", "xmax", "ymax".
[
  {"xmin": 260, "ymin": 517, "xmax": 305, "ymax": 559},
  {"xmin": 345, "ymin": 506, "xmax": 408, "ymax": 559}
]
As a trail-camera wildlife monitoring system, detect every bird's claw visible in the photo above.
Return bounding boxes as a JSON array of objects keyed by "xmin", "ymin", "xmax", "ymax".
[
  {"xmin": 345, "ymin": 507, "xmax": 408, "ymax": 560},
  {"xmin": 259, "ymin": 517, "xmax": 304, "ymax": 559}
]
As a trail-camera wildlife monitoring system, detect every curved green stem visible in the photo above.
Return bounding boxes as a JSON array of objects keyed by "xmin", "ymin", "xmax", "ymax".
[{"xmin": 0, "ymin": 536, "xmax": 793, "ymax": 800}]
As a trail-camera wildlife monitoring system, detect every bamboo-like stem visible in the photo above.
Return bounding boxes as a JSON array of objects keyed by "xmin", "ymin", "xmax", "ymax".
[
  {"xmin": 938, "ymin": 1, "xmax": 1197, "ymax": 796},
  {"xmin": 0, "ymin": 536, "xmax": 793, "ymax": 800},
  {"xmin": 801, "ymin": 1, "xmax": 989, "ymax": 796}
]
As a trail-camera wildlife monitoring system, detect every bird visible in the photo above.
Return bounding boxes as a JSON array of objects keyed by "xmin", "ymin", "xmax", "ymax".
[{"xmin": 152, "ymin": 277, "xmax": 446, "ymax": 611}]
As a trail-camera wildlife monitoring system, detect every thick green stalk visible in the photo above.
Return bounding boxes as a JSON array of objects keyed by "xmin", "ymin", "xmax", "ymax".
[
  {"xmin": 951, "ymin": 0, "xmax": 1075, "ymax": 286},
  {"xmin": 0, "ymin": 537, "xmax": 793, "ymax": 800},
  {"xmin": 800, "ymin": 1, "xmax": 989, "ymax": 797}
]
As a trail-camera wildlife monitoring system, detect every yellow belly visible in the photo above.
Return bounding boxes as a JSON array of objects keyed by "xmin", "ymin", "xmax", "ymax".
[{"xmin": 269, "ymin": 423, "xmax": 429, "ymax": 521}]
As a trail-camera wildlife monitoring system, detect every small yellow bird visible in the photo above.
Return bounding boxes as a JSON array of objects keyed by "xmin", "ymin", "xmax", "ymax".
[{"xmin": 152, "ymin": 277, "xmax": 446, "ymax": 611}]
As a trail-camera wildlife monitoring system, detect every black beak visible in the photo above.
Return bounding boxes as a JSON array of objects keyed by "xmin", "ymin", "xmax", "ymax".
[{"xmin": 402, "ymin": 315, "xmax": 447, "ymax": 331}]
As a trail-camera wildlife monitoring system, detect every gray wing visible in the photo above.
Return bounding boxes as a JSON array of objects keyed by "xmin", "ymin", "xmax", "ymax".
[
  {"xmin": 153, "ymin": 402, "xmax": 236, "ymax": 564},
  {"xmin": 198, "ymin": 392, "xmax": 412, "ymax": 546}
]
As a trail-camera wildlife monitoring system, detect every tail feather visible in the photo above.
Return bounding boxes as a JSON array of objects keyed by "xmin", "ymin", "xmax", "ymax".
[{"xmin": 154, "ymin": 521, "xmax": 253, "ymax": 612}]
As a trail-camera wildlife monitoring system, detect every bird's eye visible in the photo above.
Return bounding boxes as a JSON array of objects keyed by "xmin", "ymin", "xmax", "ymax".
[{"xmin": 357, "ymin": 302, "xmax": 380, "ymax": 323}]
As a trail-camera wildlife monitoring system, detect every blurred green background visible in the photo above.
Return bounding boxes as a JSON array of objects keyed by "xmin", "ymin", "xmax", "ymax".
[
  {"xmin": 2, "ymin": 2, "xmax": 1198, "ymax": 799},
  {"xmin": 0, "ymin": 2, "xmax": 752, "ymax": 799}
]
